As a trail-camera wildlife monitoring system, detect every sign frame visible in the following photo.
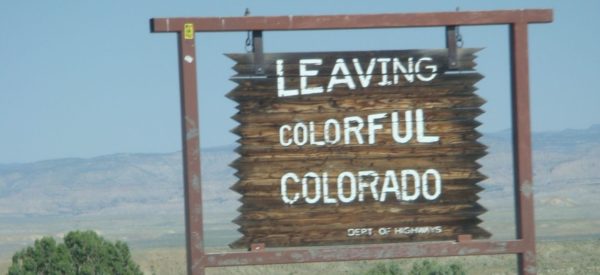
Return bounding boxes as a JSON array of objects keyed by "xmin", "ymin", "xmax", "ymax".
[{"xmin": 150, "ymin": 9, "xmax": 553, "ymax": 275}]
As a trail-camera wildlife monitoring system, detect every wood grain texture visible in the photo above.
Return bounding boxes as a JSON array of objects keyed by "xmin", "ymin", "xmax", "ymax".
[
  {"xmin": 235, "ymin": 143, "xmax": 487, "ymax": 160},
  {"xmin": 228, "ymin": 49, "xmax": 489, "ymax": 248},
  {"xmin": 227, "ymin": 48, "xmax": 480, "ymax": 74},
  {"xmin": 228, "ymin": 73, "xmax": 483, "ymax": 98}
]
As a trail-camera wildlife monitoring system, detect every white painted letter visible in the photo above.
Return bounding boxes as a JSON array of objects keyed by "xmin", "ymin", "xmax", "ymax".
[
  {"xmin": 358, "ymin": 170, "xmax": 379, "ymax": 202},
  {"xmin": 344, "ymin": 116, "xmax": 365, "ymax": 145},
  {"xmin": 309, "ymin": 122, "xmax": 325, "ymax": 146},
  {"xmin": 293, "ymin": 122, "xmax": 309, "ymax": 146},
  {"xmin": 322, "ymin": 172, "xmax": 337, "ymax": 204},
  {"xmin": 380, "ymin": 170, "xmax": 401, "ymax": 202},
  {"xmin": 367, "ymin": 112, "xmax": 387, "ymax": 144},
  {"xmin": 327, "ymin": 58, "xmax": 356, "ymax": 92},
  {"xmin": 422, "ymin": 169, "xmax": 442, "ymax": 200},
  {"xmin": 277, "ymin": 59, "xmax": 299, "ymax": 97},
  {"xmin": 279, "ymin": 125, "xmax": 292, "ymax": 146},
  {"xmin": 393, "ymin": 57, "xmax": 414, "ymax": 84},
  {"xmin": 324, "ymin": 118, "xmax": 341, "ymax": 144},
  {"xmin": 302, "ymin": 172, "xmax": 321, "ymax": 204},
  {"xmin": 401, "ymin": 169, "xmax": 420, "ymax": 201},
  {"xmin": 377, "ymin": 58, "xmax": 392, "ymax": 86},
  {"xmin": 353, "ymin": 58, "xmax": 376, "ymax": 88},
  {"xmin": 281, "ymin": 172, "xmax": 300, "ymax": 204},
  {"xmin": 415, "ymin": 57, "xmax": 437, "ymax": 82},
  {"xmin": 337, "ymin": 171, "xmax": 357, "ymax": 203},
  {"xmin": 391, "ymin": 111, "xmax": 413, "ymax": 143},
  {"xmin": 416, "ymin": 109, "xmax": 439, "ymax": 143},
  {"xmin": 300, "ymin": 59, "xmax": 324, "ymax": 95}
]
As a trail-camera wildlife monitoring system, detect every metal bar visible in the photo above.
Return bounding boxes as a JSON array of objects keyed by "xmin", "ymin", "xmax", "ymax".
[
  {"xmin": 446, "ymin": 26, "xmax": 458, "ymax": 69},
  {"xmin": 252, "ymin": 30, "xmax": 264, "ymax": 74},
  {"xmin": 151, "ymin": 9, "xmax": 552, "ymax": 33},
  {"xmin": 202, "ymin": 240, "xmax": 527, "ymax": 267},
  {"xmin": 177, "ymin": 28, "xmax": 205, "ymax": 275},
  {"xmin": 510, "ymin": 22, "xmax": 537, "ymax": 275}
]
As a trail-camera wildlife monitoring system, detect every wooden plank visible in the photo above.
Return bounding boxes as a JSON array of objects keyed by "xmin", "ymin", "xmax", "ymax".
[
  {"xmin": 229, "ymin": 224, "xmax": 491, "ymax": 248},
  {"xmin": 231, "ymin": 148, "xmax": 487, "ymax": 165},
  {"xmin": 229, "ymin": 72, "xmax": 483, "ymax": 96},
  {"xmin": 232, "ymin": 153, "xmax": 483, "ymax": 168},
  {"xmin": 232, "ymin": 177, "xmax": 485, "ymax": 194},
  {"xmin": 227, "ymin": 48, "xmax": 480, "ymax": 65},
  {"xmin": 234, "ymin": 202, "xmax": 486, "ymax": 222},
  {"xmin": 227, "ymin": 78, "xmax": 482, "ymax": 100},
  {"xmin": 236, "ymin": 216, "xmax": 488, "ymax": 235},
  {"xmin": 234, "ymin": 108, "xmax": 482, "ymax": 126},
  {"xmin": 234, "ymin": 121, "xmax": 482, "ymax": 142},
  {"xmin": 235, "ymin": 142, "xmax": 487, "ymax": 159},
  {"xmin": 231, "ymin": 177, "xmax": 487, "ymax": 194},
  {"xmin": 232, "ymin": 168, "xmax": 486, "ymax": 185},
  {"xmin": 237, "ymin": 135, "xmax": 484, "ymax": 150},
  {"xmin": 234, "ymin": 158, "xmax": 481, "ymax": 175},
  {"xmin": 234, "ymin": 95, "xmax": 485, "ymax": 114},
  {"xmin": 232, "ymin": 107, "xmax": 483, "ymax": 124},
  {"xmin": 230, "ymin": 56, "xmax": 477, "ymax": 77},
  {"xmin": 234, "ymin": 213, "xmax": 486, "ymax": 227},
  {"xmin": 238, "ymin": 135, "xmax": 482, "ymax": 149},
  {"xmin": 239, "ymin": 188, "xmax": 482, "ymax": 206},
  {"xmin": 234, "ymin": 116, "xmax": 483, "ymax": 135}
]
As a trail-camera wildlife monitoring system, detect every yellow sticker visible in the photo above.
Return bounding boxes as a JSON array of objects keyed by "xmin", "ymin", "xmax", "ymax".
[{"xmin": 184, "ymin": 23, "xmax": 194, "ymax": 40}]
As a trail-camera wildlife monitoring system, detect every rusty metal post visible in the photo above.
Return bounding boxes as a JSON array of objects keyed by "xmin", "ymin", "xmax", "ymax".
[
  {"xmin": 510, "ymin": 22, "xmax": 537, "ymax": 275},
  {"xmin": 177, "ymin": 24, "xmax": 205, "ymax": 275}
]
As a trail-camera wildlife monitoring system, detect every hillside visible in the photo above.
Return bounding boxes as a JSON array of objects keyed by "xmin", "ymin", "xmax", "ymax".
[{"xmin": 1, "ymin": 126, "xmax": 599, "ymax": 258}]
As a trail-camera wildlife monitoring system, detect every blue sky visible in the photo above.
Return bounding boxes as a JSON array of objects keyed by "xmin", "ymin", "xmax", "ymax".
[{"xmin": 1, "ymin": 1, "xmax": 598, "ymax": 163}]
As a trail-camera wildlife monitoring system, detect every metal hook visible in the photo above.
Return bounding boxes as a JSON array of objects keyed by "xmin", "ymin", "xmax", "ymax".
[
  {"xmin": 455, "ymin": 7, "xmax": 464, "ymax": 48},
  {"xmin": 244, "ymin": 8, "xmax": 252, "ymax": 52}
]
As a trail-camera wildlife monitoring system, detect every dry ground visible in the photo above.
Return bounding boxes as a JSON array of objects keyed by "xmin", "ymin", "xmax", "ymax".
[{"xmin": 128, "ymin": 239, "xmax": 600, "ymax": 275}]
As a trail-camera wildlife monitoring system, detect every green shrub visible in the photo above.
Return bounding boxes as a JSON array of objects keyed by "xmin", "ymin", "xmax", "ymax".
[
  {"xmin": 409, "ymin": 260, "xmax": 466, "ymax": 275},
  {"xmin": 8, "ymin": 230, "xmax": 142, "ymax": 275},
  {"xmin": 363, "ymin": 260, "xmax": 466, "ymax": 275},
  {"xmin": 365, "ymin": 262, "xmax": 404, "ymax": 275}
]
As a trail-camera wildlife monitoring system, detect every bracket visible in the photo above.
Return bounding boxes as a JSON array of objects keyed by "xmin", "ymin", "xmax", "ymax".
[
  {"xmin": 252, "ymin": 30, "xmax": 264, "ymax": 75},
  {"xmin": 445, "ymin": 25, "xmax": 459, "ymax": 70}
]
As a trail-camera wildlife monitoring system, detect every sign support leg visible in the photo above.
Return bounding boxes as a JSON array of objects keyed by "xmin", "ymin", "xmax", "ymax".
[
  {"xmin": 510, "ymin": 22, "xmax": 537, "ymax": 275},
  {"xmin": 177, "ymin": 27, "xmax": 205, "ymax": 275}
]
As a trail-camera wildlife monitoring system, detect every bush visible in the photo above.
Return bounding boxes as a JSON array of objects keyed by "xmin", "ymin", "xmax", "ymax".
[
  {"xmin": 363, "ymin": 260, "xmax": 466, "ymax": 275},
  {"xmin": 8, "ymin": 230, "xmax": 142, "ymax": 275},
  {"xmin": 365, "ymin": 262, "xmax": 404, "ymax": 275},
  {"xmin": 409, "ymin": 260, "xmax": 466, "ymax": 275}
]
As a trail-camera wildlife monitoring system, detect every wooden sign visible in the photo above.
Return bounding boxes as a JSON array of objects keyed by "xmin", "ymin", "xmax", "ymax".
[{"xmin": 227, "ymin": 48, "xmax": 490, "ymax": 248}]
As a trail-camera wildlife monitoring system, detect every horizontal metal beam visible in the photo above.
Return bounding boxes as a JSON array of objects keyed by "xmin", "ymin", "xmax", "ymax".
[
  {"xmin": 151, "ymin": 9, "xmax": 552, "ymax": 33},
  {"xmin": 202, "ymin": 240, "xmax": 526, "ymax": 267}
]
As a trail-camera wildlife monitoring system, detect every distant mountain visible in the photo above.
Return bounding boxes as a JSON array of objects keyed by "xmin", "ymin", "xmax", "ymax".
[
  {"xmin": 1, "ymin": 125, "xmax": 599, "ymax": 215},
  {"xmin": 483, "ymin": 124, "xmax": 600, "ymax": 151},
  {"xmin": 479, "ymin": 125, "xmax": 600, "ymax": 197},
  {"xmin": 0, "ymin": 125, "xmax": 599, "ymax": 252},
  {"xmin": 0, "ymin": 153, "xmax": 180, "ymax": 216}
]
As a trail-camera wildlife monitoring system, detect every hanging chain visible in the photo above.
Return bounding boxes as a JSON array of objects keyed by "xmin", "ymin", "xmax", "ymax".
[
  {"xmin": 244, "ymin": 8, "xmax": 253, "ymax": 52},
  {"xmin": 455, "ymin": 7, "xmax": 464, "ymax": 48}
]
